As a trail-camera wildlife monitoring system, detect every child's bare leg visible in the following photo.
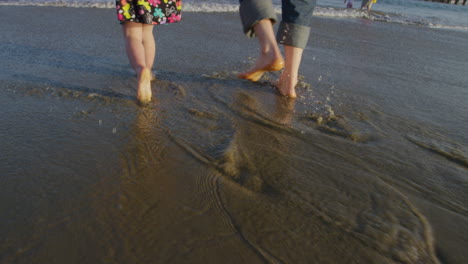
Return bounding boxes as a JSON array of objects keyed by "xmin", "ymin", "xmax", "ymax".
[
  {"xmin": 122, "ymin": 22, "xmax": 152, "ymax": 103},
  {"xmin": 142, "ymin": 24, "xmax": 156, "ymax": 81},
  {"xmin": 122, "ymin": 22, "xmax": 146, "ymax": 73},
  {"xmin": 238, "ymin": 19, "xmax": 284, "ymax": 82},
  {"xmin": 274, "ymin": 45, "xmax": 303, "ymax": 99}
]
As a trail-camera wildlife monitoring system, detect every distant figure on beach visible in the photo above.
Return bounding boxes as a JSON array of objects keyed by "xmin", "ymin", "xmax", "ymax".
[
  {"xmin": 237, "ymin": 0, "xmax": 316, "ymax": 99},
  {"xmin": 116, "ymin": 0, "xmax": 182, "ymax": 104},
  {"xmin": 345, "ymin": 0, "xmax": 353, "ymax": 8},
  {"xmin": 361, "ymin": 0, "xmax": 377, "ymax": 10}
]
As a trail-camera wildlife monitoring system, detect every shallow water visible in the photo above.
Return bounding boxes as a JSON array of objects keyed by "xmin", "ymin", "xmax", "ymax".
[
  {"xmin": 0, "ymin": 72, "xmax": 445, "ymax": 263},
  {"xmin": 0, "ymin": 6, "xmax": 467, "ymax": 264}
]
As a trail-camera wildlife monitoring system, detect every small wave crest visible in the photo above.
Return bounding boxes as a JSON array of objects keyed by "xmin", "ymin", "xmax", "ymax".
[
  {"xmin": 428, "ymin": 24, "xmax": 468, "ymax": 31},
  {"xmin": 407, "ymin": 134, "xmax": 468, "ymax": 168}
]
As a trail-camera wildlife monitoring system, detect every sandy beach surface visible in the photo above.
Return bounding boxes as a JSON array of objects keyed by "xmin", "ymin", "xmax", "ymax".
[{"xmin": 1, "ymin": 6, "xmax": 467, "ymax": 264}]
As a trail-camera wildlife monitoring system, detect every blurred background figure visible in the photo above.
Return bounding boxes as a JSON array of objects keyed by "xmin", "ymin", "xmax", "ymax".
[
  {"xmin": 345, "ymin": 0, "xmax": 353, "ymax": 8},
  {"xmin": 361, "ymin": 0, "xmax": 377, "ymax": 10}
]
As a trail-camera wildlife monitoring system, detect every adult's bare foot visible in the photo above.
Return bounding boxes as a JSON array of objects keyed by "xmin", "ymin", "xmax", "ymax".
[
  {"xmin": 238, "ymin": 54, "xmax": 284, "ymax": 82},
  {"xmin": 137, "ymin": 68, "xmax": 152, "ymax": 104},
  {"xmin": 238, "ymin": 19, "xmax": 284, "ymax": 82},
  {"xmin": 273, "ymin": 71, "xmax": 298, "ymax": 99}
]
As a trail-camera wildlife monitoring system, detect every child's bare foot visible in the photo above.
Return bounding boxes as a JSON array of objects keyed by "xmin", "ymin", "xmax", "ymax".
[
  {"xmin": 238, "ymin": 53, "xmax": 284, "ymax": 82},
  {"xmin": 137, "ymin": 68, "xmax": 152, "ymax": 104},
  {"xmin": 273, "ymin": 72, "xmax": 298, "ymax": 99}
]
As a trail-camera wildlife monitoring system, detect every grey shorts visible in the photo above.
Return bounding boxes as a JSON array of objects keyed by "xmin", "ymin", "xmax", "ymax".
[{"xmin": 239, "ymin": 0, "xmax": 316, "ymax": 49}]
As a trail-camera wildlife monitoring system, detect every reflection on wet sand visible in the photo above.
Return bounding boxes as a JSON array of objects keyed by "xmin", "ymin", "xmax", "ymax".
[
  {"xmin": 166, "ymin": 83, "xmax": 440, "ymax": 263},
  {"xmin": 219, "ymin": 91, "xmax": 438, "ymax": 263},
  {"xmin": 217, "ymin": 91, "xmax": 297, "ymax": 192},
  {"xmin": 92, "ymin": 102, "xmax": 271, "ymax": 263},
  {"xmin": 0, "ymin": 75, "xmax": 442, "ymax": 263},
  {"xmin": 273, "ymin": 96, "xmax": 296, "ymax": 125}
]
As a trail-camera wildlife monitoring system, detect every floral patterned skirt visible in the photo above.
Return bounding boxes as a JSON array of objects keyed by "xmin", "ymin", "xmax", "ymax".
[{"xmin": 116, "ymin": 0, "xmax": 182, "ymax": 25}]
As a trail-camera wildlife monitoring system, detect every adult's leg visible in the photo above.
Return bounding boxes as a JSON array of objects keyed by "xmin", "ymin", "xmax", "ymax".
[
  {"xmin": 275, "ymin": 0, "xmax": 316, "ymax": 98},
  {"xmin": 361, "ymin": 0, "xmax": 371, "ymax": 9},
  {"xmin": 275, "ymin": 46, "xmax": 303, "ymax": 98},
  {"xmin": 122, "ymin": 21, "xmax": 153, "ymax": 103},
  {"xmin": 238, "ymin": 0, "xmax": 284, "ymax": 82}
]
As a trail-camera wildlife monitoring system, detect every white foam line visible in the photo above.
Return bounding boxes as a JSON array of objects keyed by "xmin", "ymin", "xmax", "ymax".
[
  {"xmin": 428, "ymin": 24, "xmax": 468, "ymax": 30},
  {"xmin": 184, "ymin": 3, "xmax": 239, "ymax": 12},
  {"xmin": 1, "ymin": 2, "xmax": 466, "ymax": 31}
]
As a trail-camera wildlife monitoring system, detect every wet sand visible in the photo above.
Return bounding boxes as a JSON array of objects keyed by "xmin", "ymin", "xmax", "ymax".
[{"xmin": 0, "ymin": 6, "xmax": 467, "ymax": 264}]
